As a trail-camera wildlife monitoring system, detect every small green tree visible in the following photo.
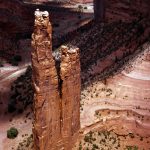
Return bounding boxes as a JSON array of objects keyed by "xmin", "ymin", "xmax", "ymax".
[
  {"xmin": 7, "ymin": 127, "xmax": 18, "ymax": 139},
  {"xmin": 10, "ymin": 55, "xmax": 22, "ymax": 66},
  {"xmin": 79, "ymin": 142, "xmax": 82, "ymax": 150},
  {"xmin": 78, "ymin": 5, "xmax": 83, "ymax": 12},
  {"xmin": 13, "ymin": 55, "xmax": 22, "ymax": 62}
]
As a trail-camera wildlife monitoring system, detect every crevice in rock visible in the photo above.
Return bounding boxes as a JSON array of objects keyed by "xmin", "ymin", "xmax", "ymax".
[
  {"xmin": 55, "ymin": 57, "xmax": 63, "ymax": 99},
  {"xmin": 54, "ymin": 52, "xmax": 64, "ymax": 135}
]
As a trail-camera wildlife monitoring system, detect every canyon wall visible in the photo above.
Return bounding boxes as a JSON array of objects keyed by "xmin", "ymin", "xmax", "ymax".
[
  {"xmin": 0, "ymin": 0, "xmax": 33, "ymax": 58},
  {"xmin": 31, "ymin": 9, "xmax": 80, "ymax": 150},
  {"xmin": 94, "ymin": 0, "xmax": 105, "ymax": 21}
]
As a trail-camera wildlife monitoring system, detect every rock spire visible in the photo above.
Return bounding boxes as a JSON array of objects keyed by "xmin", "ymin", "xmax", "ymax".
[{"xmin": 31, "ymin": 9, "xmax": 81, "ymax": 150}]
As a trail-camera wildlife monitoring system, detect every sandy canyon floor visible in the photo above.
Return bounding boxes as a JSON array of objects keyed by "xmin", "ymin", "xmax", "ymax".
[{"xmin": 76, "ymin": 44, "xmax": 150, "ymax": 149}]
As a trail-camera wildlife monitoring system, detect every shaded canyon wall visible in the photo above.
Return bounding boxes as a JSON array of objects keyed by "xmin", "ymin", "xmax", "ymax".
[{"xmin": 94, "ymin": 0, "xmax": 105, "ymax": 21}]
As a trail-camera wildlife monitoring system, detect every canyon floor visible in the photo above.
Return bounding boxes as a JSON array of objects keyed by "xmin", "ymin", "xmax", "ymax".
[
  {"xmin": 75, "ymin": 44, "xmax": 150, "ymax": 149},
  {"xmin": 0, "ymin": 63, "xmax": 32, "ymax": 150}
]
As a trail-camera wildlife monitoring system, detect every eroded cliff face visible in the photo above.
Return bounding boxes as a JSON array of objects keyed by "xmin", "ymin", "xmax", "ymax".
[
  {"xmin": 31, "ymin": 9, "xmax": 80, "ymax": 150},
  {"xmin": 60, "ymin": 45, "xmax": 81, "ymax": 148}
]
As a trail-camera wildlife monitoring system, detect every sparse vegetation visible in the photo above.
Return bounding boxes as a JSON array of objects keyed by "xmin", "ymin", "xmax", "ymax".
[
  {"xmin": 126, "ymin": 145, "xmax": 138, "ymax": 150},
  {"xmin": 78, "ymin": 5, "xmax": 83, "ymax": 12},
  {"xmin": 74, "ymin": 127, "xmax": 148, "ymax": 150},
  {"xmin": 0, "ymin": 59, "xmax": 4, "ymax": 67},
  {"xmin": 17, "ymin": 134, "xmax": 33, "ymax": 150},
  {"xmin": 78, "ymin": 130, "xmax": 121, "ymax": 149},
  {"xmin": 79, "ymin": 142, "xmax": 82, "ymax": 150},
  {"xmin": 13, "ymin": 55, "xmax": 22, "ymax": 62},
  {"xmin": 92, "ymin": 144, "xmax": 99, "ymax": 149},
  {"xmin": 53, "ymin": 23, "xmax": 60, "ymax": 28},
  {"xmin": 8, "ymin": 66, "xmax": 33, "ymax": 113},
  {"xmin": 7, "ymin": 127, "xmax": 18, "ymax": 139},
  {"xmin": 9, "ymin": 55, "xmax": 22, "ymax": 66},
  {"xmin": 129, "ymin": 133, "xmax": 135, "ymax": 138}
]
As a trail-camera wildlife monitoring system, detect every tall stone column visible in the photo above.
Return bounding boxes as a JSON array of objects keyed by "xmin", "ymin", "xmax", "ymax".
[
  {"xmin": 31, "ymin": 9, "xmax": 61, "ymax": 150},
  {"xmin": 94, "ymin": 0, "xmax": 105, "ymax": 22},
  {"xmin": 31, "ymin": 9, "xmax": 81, "ymax": 150},
  {"xmin": 60, "ymin": 46, "xmax": 81, "ymax": 149}
]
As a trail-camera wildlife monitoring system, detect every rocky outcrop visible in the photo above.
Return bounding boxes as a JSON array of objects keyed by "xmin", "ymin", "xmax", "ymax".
[
  {"xmin": 31, "ymin": 9, "xmax": 80, "ymax": 150},
  {"xmin": 31, "ymin": 9, "xmax": 60, "ymax": 150},
  {"xmin": 60, "ymin": 45, "xmax": 81, "ymax": 149}
]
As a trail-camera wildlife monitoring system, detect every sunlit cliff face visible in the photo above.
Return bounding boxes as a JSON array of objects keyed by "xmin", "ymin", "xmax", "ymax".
[{"xmin": 32, "ymin": 9, "xmax": 52, "ymax": 48}]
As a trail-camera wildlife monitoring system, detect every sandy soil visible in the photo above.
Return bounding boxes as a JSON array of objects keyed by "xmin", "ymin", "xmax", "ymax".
[{"xmin": 78, "ymin": 45, "xmax": 150, "ymax": 149}]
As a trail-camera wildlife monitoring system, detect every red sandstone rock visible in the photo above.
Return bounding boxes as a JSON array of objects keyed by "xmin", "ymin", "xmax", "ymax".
[
  {"xmin": 31, "ymin": 9, "xmax": 60, "ymax": 150},
  {"xmin": 31, "ymin": 9, "xmax": 81, "ymax": 150},
  {"xmin": 60, "ymin": 45, "xmax": 81, "ymax": 147}
]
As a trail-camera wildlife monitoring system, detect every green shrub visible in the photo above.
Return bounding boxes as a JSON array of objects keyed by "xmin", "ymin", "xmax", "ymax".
[
  {"xmin": 8, "ymin": 104, "xmax": 16, "ymax": 113},
  {"xmin": 126, "ymin": 146, "xmax": 138, "ymax": 150},
  {"xmin": 53, "ymin": 23, "xmax": 60, "ymax": 27},
  {"xmin": 93, "ymin": 144, "xmax": 99, "ymax": 149},
  {"xmin": 79, "ymin": 142, "xmax": 82, "ymax": 150},
  {"xmin": 0, "ymin": 60, "xmax": 4, "ymax": 67},
  {"xmin": 78, "ymin": 5, "xmax": 83, "ymax": 10},
  {"xmin": 84, "ymin": 135, "xmax": 91, "ymax": 143},
  {"xmin": 13, "ymin": 55, "xmax": 22, "ymax": 62},
  {"xmin": 7, "ymin": 127, "xmax": 18, "ymax": 139},
  {"xmin": 10, "ymin": 55, "xmax": 22, "ymax": 66},
  {"xmin": 10, "ymin": 59, "xmax": 18, "ymax": 66}
]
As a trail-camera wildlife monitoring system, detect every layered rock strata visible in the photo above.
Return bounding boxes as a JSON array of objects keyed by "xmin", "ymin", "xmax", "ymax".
[{"xmin": 31, "ymin": 9, "xmax": 80, "ymax": 150}]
